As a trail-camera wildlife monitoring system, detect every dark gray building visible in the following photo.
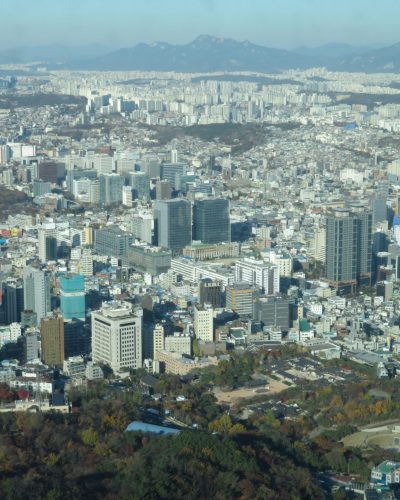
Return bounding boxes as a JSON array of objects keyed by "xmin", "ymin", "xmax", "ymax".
[
  {"xmin": 199, "ymin": 279, "xmax": 223, "ymax": 308},
  {"xmin": 127, "ymin": 246, "xmax": 171, "ymax": 276},
  {"xmin": 326, "ymin": 209, "xmax": 372, "ymax": 294},
  {"xmin": 5, "ymin": 282, "xmax": 24, "ymax": 324},
  {"xmin": 253, "ymin": 295, "xmax": 290, "ymax": 331},
  {"xmin": 94, "ymin": 226, "xmax": 134, "ymax": 258},
  {"xmin": 193, "ymin": 198, "xmax": 230, "ymax": 244},
  {"xmin": 155, "ymin": 199, "xmax": 192, "ymax": 252},
  {"xmin": 129, "ymin": 172, "xmax": 150, "ymax": 200}
]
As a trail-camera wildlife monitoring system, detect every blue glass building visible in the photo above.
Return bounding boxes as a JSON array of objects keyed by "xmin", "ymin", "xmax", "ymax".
[{"xmin": 60, "ymin": 274, "xmax": 85, "ymax": 321}]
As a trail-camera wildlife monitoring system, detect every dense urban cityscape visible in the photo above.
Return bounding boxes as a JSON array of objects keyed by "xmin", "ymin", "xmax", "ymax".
[{"xmin": 3, "ymin": 4, "xmax": 400, "ymax": 498}]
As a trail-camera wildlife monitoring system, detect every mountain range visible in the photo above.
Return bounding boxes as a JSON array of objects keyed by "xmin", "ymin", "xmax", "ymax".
[{"xmin": 2, "ymin": 36, "xmax": 400, "ymax": 74}]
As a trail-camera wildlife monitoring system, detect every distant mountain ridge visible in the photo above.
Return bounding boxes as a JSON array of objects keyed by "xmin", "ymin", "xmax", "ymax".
[
  {"xmin": 2, "ymin": 36, "xmax": 400, "ymax": 73},
  {"xmin": 65, "ymin": 35, "xmax": 317, "ymax": 73}
]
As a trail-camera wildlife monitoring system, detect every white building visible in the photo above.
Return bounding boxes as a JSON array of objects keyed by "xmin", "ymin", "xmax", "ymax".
[
  {"xmin": 152, "ymin": 323, "xmax": 165, "ymax": 360},
  {"xmin": 164, "ymin": 332, "xmax": 191, "ymax": 355},
  {"xmin": 193, "ymin": 304, "xmax": 214, "ymax": 342},
  {"xmin": 235, "ymin": 258, "xmax": 279, "ymax": 294},
  {"xmin": 91, "ymin": 301, "xmax": 142, "ymax": 373}
]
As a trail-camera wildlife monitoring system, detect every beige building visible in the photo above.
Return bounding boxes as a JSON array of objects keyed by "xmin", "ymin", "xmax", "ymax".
[
  {"xmin": 193, "ymin": 304, "xmax": 214, "ymax": 342},
  {"xmin": 155, "ymin": 350, "xmax": 218, "ymax": 375},
  {"xmin": 41, "ymin": 315, "xmax": 64, "ymax": 367}
]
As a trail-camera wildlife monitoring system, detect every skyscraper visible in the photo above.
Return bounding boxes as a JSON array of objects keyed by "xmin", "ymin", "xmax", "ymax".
[
  {"xmin": 59, "ymin": 273, "xmax": 85, "ymax": 321},
  {"xmin": 129, "ymin": 172, "xmax": 150, "ymax": 200},
  {"xmin": 193, "ymin": 198, "xmax": 230, "ymax": 244},
  {"xmin": 4, "ymin": 281, "xmax": 24, "ymax": 325},
  {"xmin": 40, "ymin": 314, "xmax": 64, "ymax": 367},
  {"xmin": 38, "ymin": 224, "xmax": 57, "ymax": 262},
  {"xmin": 160, "ymin": 163, "xmax": 187, "ymax": 189},
  {"xmin": 193, "ymin": 304, "xmax": 214, "ymax": 342},
  {"xmin": 23, "ymin": 267, "xmax": 51, "ymax": 325},
  {"xmin": 155, "ymin": 199, "xmax": 192, "ymax": 252},
  {"xmin": 99, "ymin": 173, "xmax": 125, "ymax": 206},
  {"xmin": 92, "ymin": 301, "xmax": 142, "ymax": 373},
  {"xmin": 325, "ymin": 209, "xmax": 372, "ymax": 294}
]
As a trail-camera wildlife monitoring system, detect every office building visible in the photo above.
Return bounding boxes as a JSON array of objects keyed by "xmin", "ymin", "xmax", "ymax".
[
  {"xmin": 21, "ymin": 310, "xmax": 37, "ymax": 329},
  {"xmin": 22, "ymin": 331, "xmax": 39, "ymax": 363},
  {"xmin": 4, "ymin": 282, "xmax": 24, "ymax": 325},
  {"xmin": 40, "ymin": 315, "xmax": 64, "ymax": 367},
  {"xmin": 126, "ymin": 246, "xmax": 171, "ymax": 276},
  {"xmin": 59, "ymin": 273, "xmax": 85, "ymax": 321},
  {"xmin": 94, "ymin": 226, "xmax": 134, "ymax": 258},
  {"xmin": 129, "ymin": 172, "xmax": 150, "ymax": 200},
  {"xmin": 131, "ymin": 213, "xmax": 153, "ymax": 244},
  {"xmin": 152, "ymin": 323, "xmax": 165, "ymax": 360},
  {"xmin": 155, "ymin": 199, "xmax": 192, "ymax": 252},
  {"xmin": 165, "ymin": 333, "xmax": 191, "ymax": 355},
  {"xmin": 253, "ymin": 295, "xmax": 290, "ymax": 331},
  {"xmin": 99, "ymin": 173, "xmax": 125, "ymax": 206},
  {"xmin": 92, "ymin": 302, "xmax": 142, "ymax": 372},
  {"xmin": 226, "ymin": 283, "xmax": 256, "ymax": 316},
  {"xmin": 33, "ymin": 180, "xmax": 52, "ymax": 197},
  {"xmin": 325, "ymin": 209, "xmax": 372, "ymax": 294},
  {"xmin": 64, "ymin": 319, "xmax": 91, "ymax": 358},
  {"xmin": 199, "ymin": 279, "xmax": 223, "ymax": 308},
  {"xmin": 38, "ymin": 224, "xmax": 57, "ymax": 262},
  {"xmin": 155, "ymin": 180, "xmax": 172, "ymax": 200},
  {"xmin": 193, "ymin": 304, "xmax": 214, "ymax": 341},
  {"xmin": 235, "ymin": 258, "xmax": 279, "ymax": 294},
  {"xmin": 160, "ymin": 163, "xmax": 187, "ymax": 189},
  {"xmin": 193, "ymin": 198, "xmax": 230, "ymax": 244},
  {"xmin": 23, "ymin": 267, "xmax": 51, "ymax": 325},
  {"xmin": 122, "ymin": 186, "xmax": 133, "ymax": 207},
  {"xmin": 67, "ymin": 168, "xmax": 97, "ymax": 193}
]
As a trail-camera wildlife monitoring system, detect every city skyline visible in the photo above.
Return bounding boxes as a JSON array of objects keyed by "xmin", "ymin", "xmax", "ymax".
[{"xmin": 1, "ymin": 0, "xmax": 399, "ymax": 51}]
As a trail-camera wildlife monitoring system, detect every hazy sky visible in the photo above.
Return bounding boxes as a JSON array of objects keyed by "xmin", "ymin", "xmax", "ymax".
[{"xmin": 2, "ymin": 0, "xmax": 399, "ymax": 49}]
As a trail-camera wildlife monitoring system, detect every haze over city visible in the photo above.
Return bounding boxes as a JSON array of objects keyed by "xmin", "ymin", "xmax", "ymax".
[{"xmin": 2, "ymin": 0, "xmax": 400, "ymax": 49}]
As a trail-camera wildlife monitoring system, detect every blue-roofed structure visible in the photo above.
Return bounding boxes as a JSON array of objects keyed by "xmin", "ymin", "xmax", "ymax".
[{"xmin": 125, "ymin": 421, "xmax": 180, "ymax": 435}]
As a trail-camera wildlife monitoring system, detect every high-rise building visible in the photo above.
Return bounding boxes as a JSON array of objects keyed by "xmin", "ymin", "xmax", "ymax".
[
  {"xmin": 4, "ymin": 282, "xmax": 24, "ymax": 325},
  {"xmin": 40, "ymin": 314, "xmax": 64, "ymax": 367},
  {"xmin": 253, "ymin": 295, "xmax": 290, "ymax": 331},
  {"xmin": 99, "ymin": 173, "xmax": 125, "ymax": 206},
  {"xmin": 155, "ymin": 199, "xmax": 192, "ymax": 252},
  {"xmin": 199, "ymin": 279, "xmax": 223, "ymax": 308},
  {"xmin": 325, "ymin": 209, "xmax": 372, "ymax": 294},
  {"xmin": 193, "ymin": 198, "xmax": 230, "ymax": 244},
  {"xmin": 22, "ymin": 331, "xmax": 39, "ymax": 363},
  {"xmin": 155, "ymin": 180, "xmax": 172, "ymax": 200},
  {"xmin": 21, "ymin": 310, "xmax": 37, "ymax": 329},
  {"xmin": 193, "ymin": 304, "xmax": 214, "ymax": 342},
  {"xmin": 23, "ymin": 267, "xmax": 51, "ymax": 325},
  {"xmin": 38, "ymin": 224, "xmax": 57, "ymax": 262},
  {"xmin": 122, "ymin": 186, "xmax": 133, "ymax": 207},
  {"xmin": 226, "ymin": 283, "xmax": 256, "ymax": 316},
  {"xmin": 129, "ymin": 172, "xmax": 150, "ymax": 200},
  {"xmin": 235, "ymin": 258, "xmax": 279, "ymax": 294},
  {"xmin": 152, "ymin": 324, "xmax": 165, "ymax": 360},
  {"xmin": 160, "ymin": 163, "xmax": 187, "ymax": 189},
  {"xmin": 92, "ymin": 302, "xmax": 142, "ymax": 372},
  {"xmin": 33, "ymin": 179, "xmax": 51, "ymax": 197},
  {"xmin": 59, "ymin": 273, "xmax": 85, "ymax": 321},
  {"xmin": 64, "ymin": 319, "xmax": 91, "ymax": 358},
  {"xmin": 94, "ymin": 226, "xmax": 134, "ymax": 258}
]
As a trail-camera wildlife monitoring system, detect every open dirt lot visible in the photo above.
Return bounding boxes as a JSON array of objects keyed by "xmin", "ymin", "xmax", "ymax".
[{"xmin": 214, "ymin": 379, "xmax": 289, "ymax": 405}]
